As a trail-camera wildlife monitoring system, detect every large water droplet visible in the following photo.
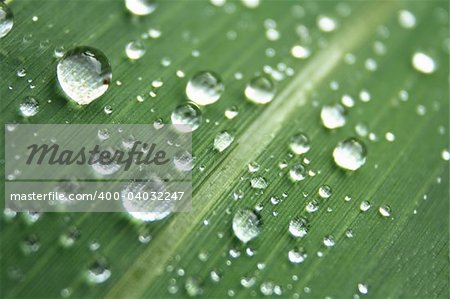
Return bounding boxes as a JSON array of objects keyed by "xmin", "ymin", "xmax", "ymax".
[
  {"xmin": 333, "ymin": 138, "xmax": 367, "ymax": 171},
  {"xmin": 412, "ymin": 52, "xmax": 436, "ymax": 74},
  {"xmin": 19, "ymin": 96, "xmax": 39, "ymax": 117},
  {"xmin": 171, "ymin": 103, "xmax": 202, "ymax": 132},
  {"xmin": 289, "ymin": 133, "xmax": 310, "ymax": 155},
  {"xmin": 0, "ymin": 2, "xmax": 13, "ymax": 39},
  {"xmin": 121, "ymin": 178, "xmax": 171, "ymax": 222},
  {"xmin": 125, "ymin": 0, "xmax": 157, "ymax": 16},
  {"xmin": 57, "ymin": 46, "xmax": 112, "ymax": 105},
  {"xmin": 245, "ymin": 75, "xmax": 276, "ymax": 104},
  {"xmin": 186, "ymin": 71, "xmax": 224, "ymax": 106},
  {"xmin": 232, "ymin": 209, "xmax": 261, "ymax": 243},
  {"xmin": 321, "ymin": 104, "xmax": 346, "ymax": 129}
]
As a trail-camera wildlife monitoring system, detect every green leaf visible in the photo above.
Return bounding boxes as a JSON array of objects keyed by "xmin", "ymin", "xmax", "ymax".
[{"xmin": 1, "ymin": 0, "xmax": 448, "ymax": 298}]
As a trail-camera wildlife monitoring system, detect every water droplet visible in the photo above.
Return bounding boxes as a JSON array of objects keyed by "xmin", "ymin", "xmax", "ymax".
[
  {"xmin": 385, "ymin": 132, "xmax": 395, "ymax": 142},
  {"xmin": 305, "ymin": 200, "xmax": 319, "ymax": 213},
  {"xmin": 19, "ymin": 96, "xmax": 39, "ymax": 117},
  {"xmin": 138, "ymin": 233, "xmax": 152, "ymax": 244},
  {"xmin": 291, "ymin": 45, "xmax": 310, "ymax": 59},
  {"xmin": 0, "ymin": 2, "xmax": 14, "ymax": 38},
  {"xmin": 378, "ymin": 205, "xmax": 391, "ymax": 217},
  {"xmin": 214, "ymin": 131, "xmax": 234, "ymax": 152},
  {"xmin": 173, "ymin": 150, "xmax": 194, "ymax": 171},
  {"xmin": 225, "ymin": 106, "xmax": 239, "ymax": 119},
  {"xmin": 360, "ymin": 201, "xmax": 371, "ymax": 212},
  {"xmin": 104, "ymin": 105, "xmax": 113, "ymax": 115},
  {"xmin": 357, "ymin": 283, "xmax": 369, "ymax": 295},
  {"xmin": 288, "ymin": 247, "xmax": 307, "ymax": 264},
  {"xmin": 289, "ymin": 164, "xmax": 306, "ymax": 182},
  {"xmin": 185, "ymin": 276, "xmax": 203, "ymax": 297},
  {"xmin": 241, "ymin": 276, "xmax": 256, "ymax": 288},
  {"xmin": 210, "ymin": 269, "xmax": 222, "ymax": 282},
  {"xmin": 125, "ymin": 40, "xmax": 146, "ymax": 60},
  {"xmin": 59, "ymin": 227, "xmax": 80, "ymax": 248},
  {"xmin": 289, "ymin": 133, "xmax": 310, "ymax": 155},
  {"xmin": 232, "ymin": 209, "xmax": 261, "ymax": 243},
  {"xmin": 125, "ymin": 0, "xmax": 157, "ymax": 16},
  {"xmin": 250, "ymin": 177, "xmax": 267, "ymax": 189},
  {"xmin": 91, "ymin": 150, "xmax": 121, "ymax": 175},
  {"xmin": 412, "ymin": 52, "xmax": 436, "ymax": 74},
  {"xmin": 321, "ymin": 104, "xmax": 346, "ymax": 129},
  {"xmin": 398, "ymin": 10, "xmax": 416, "ymax": 29},
  {"xmin": 171, "ymin": 103, "xmax": 202, "ymax": 132},
  {"xmin": 341, "ymin": 94, "xmax": 355, "ymax": 107},
  {"xmin": 355, "ymin": 123, "xmax": 369, "ymax": 137},
  {"xmin": 442, "ymin": 149, "xmax": 450, "ymax": 161},
  {"xmin": 245, "ymin": 75, "xmax": 276, "ymax": 104},
  {"xmin": 16, "ymin": 68, "xmax": 26, "ymax": 78},
  {"xmin": 241, "ymin": 0, "xmax": 260, "ymax": 9},
  {"xmin": 317, "ymin": 15, "xmax": 337, "ymax": 32},
  {"xmin": 186, "ymin": 71, "xmax": 224, "ymax": 105},
  {"xmin": 86, "ymin": 258, "xmax": 111, "ymax": 284},
  {"xmin": 260, "ymin": 282, "xmax": 275, "ymax": 296},
  {"xmin": 248, "ymin": 161, "xmax": 260, "ymax": 173},
  {"xmin": 289, "ymin": 217, "xmax": 308, "ymax": 238},
  {"xmin": 148, "ymin": 28, "xmax": 161, "ymax": 38},
  {"xmin": 359, "ymin": 89, "xmax": 371, "ymax": 102},
  {"xmin": 121, "ymin": 178, "xmax": 171, "ymax": 222},
  {"xmin": 318, "ymin": 185, "xmax": 332, "ymax": 199},
  {"xmin": 333, "ymin": 138, "xmax": 367, "ymax": 171},
  {"xmin": 323, "ymin": 235, "xmax": 335, "ymax": 247},
  {"xmin": 21, "ymin": 235, "xmax": 41, "ymax": 254},
  {"xmin": 57, "ymin": 46, "xmax": 112, "ymax": 105}
]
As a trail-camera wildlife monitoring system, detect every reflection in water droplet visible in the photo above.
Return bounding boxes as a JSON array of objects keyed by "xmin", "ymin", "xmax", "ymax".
[
  {"xmin": 171, "ymin": 103, "xmax": 202, "ymax": 132},
  {"xmin": 232, "ymin": 209, "xmax": 261, "ymax": 243},
  {"xmin": 57, "ymin": 46, "xmax": 112, "ymax": 105},
  {"xmin": 333, "ymin": 138, "xmax": 367, "ymax": 171},
  {"xmin": 186, "ymin": 71, "xmax": 224, "ymax": 106},
  {"xmin": 245, "ymin": 75, "xmax": 276, "ymax": 104}
]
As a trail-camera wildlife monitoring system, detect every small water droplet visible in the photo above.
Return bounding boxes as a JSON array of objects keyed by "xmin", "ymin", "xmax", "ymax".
[
  {"xmin": 248, "ymin": 161, "xmax": 260, "ymax": 173},
  {"xmin": 125, "ymin": 40, "xmax": 146, "ymax": 60},
  {"xmin": 185, "ymin": 276, "xmax": 203, "ymax": 297},
  {"xmin": 317, "ymin": 15, "xmax": 337, "ymax": 32},
  {"xmin": 173, "ymin": 150, "xmax": 194, "ymax": 171},
  {"xmin": 86, "ymin": 257, "xmax": 111, "ymax": 284},
  {"xmin": 171, "ymin": 103, "xmax": 202, "ymax": 132},
  {"xmin": 289, "ymin": 164, "xmax": 306, "ymax": 182},
  {"xmin": 289, "ymin": 133, "xmax": 310, "ymax": 155},
  {"xmin": 357, "ymin": 283, "xmax": 369, "ymax": 295},
  {"xmin": 333, "ymin": 138, "xmax": 367, "ymax": 171},
  {"xmin": 16, "ymin": 68, "xmax": 26, "ymax": 78},
  {"xmin": 360, "ymin": 201, "xmax": 371, "ymax": 212},
  {"xmin": 398, "ymin": 10, "xmax": 416, "ymax": 29},
  {"xmin": 186, "ymin": 71, "xmax": 224, "ymax": 105},
  {"xmin": 125, "ymin": 0, "xmax": 157, "ymax": 15},
  {"xmin": 250, "ymin": 177, "xmax": 268, "ymax": 189},
  {"xmin": 57, "ymin": 46, "xmax": 112, "ymax": 105},
  {"xmin": 288, "ymin": 247, "xmax": 307, "ymax": 264},
  {"xmin": 0, "ymin": 2, "xmax": 14, "ymax": 39},
  {"xmin": 321, "ymin": 104, "xmax": 346, "ymax": 129},
  {"xmin": 378, "ymin": 205, "xmax": 391, "ymax": 217},
  {"xmin": 245, "ymin": 75, "xmax": 276, "ymax": 104},
  {"xmin": 225, "ymin": 106, "xmax": 239, "ymax": 119},
  {"xmin": 412, "ymin": 52, "xmax": 436, "ymax": 74},
  {"xmin": 241, "ymin": 0, "xmax": 260, "ymax": 9},
  {"xmin": 323, "ymin": 235, "xmax": 335, "ymax": 247},
  {"xmin": 214, "ymin": 131, "xmax": 234, "ymax": 152},
  {"xmin": 291, "ymin": 45, "xmax": 310, "ymax": 59},
  {"xmin": 318, "ymin": 185, "xmax": 332, "ymax": 199},
  {"xmin": 232, "ymin": 209, "xmax": 261, "ymax": 243},
  {"xmin": 289, "ymin": 217, "xmax": 308, "ymax": 238},
  {"xmin": 19, "ymin": 96, "xmax": 39, "ymax": 117},
  {"xmin": 442, "ymin": 149, "xmax": 450, "ymax": 161}
]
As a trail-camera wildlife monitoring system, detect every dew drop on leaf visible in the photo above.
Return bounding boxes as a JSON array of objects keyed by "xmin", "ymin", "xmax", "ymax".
[
  {"xmin": 333, "ymin": 138, "xmax": 367, "ymax": 171},
  {"xmin": 0, "ymin": 2, "xmax": 14, "ymax": 39},
  {"xmin": 186, "ymin": 71, "xmax": 224, "ymax": 106},
  {"xmin": 232, "ymin": 209, "xmax": 261, "ymax": 243},
  {"xmin": 125, "ymin": 0, "xmax": 157, "ymax": 16},
  {"xmin": 57, "ymin": 46, "xmax": 112, "ymax": 105},
  {"xmin": 245, "ymin": 75, "xmax": 276, "ymax": 104},
  {"xmin": 171, "ymin": 103, "xmax": 202, "ymax": 132}
]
